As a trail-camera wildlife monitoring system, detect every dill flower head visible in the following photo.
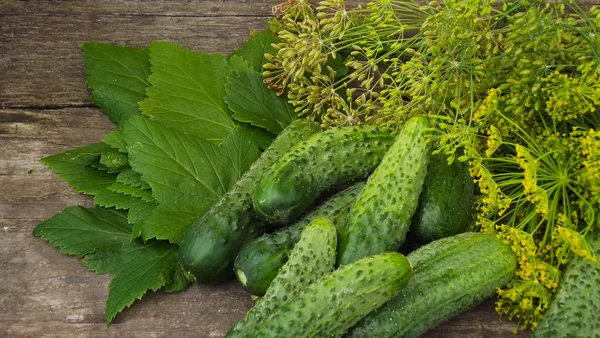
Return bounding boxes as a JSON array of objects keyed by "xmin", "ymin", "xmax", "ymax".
[{"xmin": 264, "ymin": 0, "xmax": 429, "ymax": 128}]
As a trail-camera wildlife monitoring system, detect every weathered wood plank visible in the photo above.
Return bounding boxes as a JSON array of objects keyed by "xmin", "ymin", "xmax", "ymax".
[
  {"xmin": 0, "ymin": 0, "xmax": 275, "ymax": 17},
  {"xmin": 0, "ymin": 106, "xmax": 529, "ymax": 337},
  {"xmin": 0, "ymin": 14, "xmax": 270, "ymax": 107}
]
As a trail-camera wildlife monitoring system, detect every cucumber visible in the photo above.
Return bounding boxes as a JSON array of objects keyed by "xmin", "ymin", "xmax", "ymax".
[
  {"xmin": 533, "ymin": 232, "xmax": 600, "ymax": 338},
  {"xmin": 178, "ymin": 119, "xmax": 320, "ymax": 283},
  {"xmin": 253, "ymin": 125, "xmax": 395, "ymax": 225},
  {"xmin": 406, "ymin": 152, "xmax": 474, "ymax": 248},
  {"xmin": 227, "ymin": 217, "xmax": 337, "ymax": 338},
  {"xmin": 235, "ymin": 181, "xmax": 365, "ymax": 296},
  {"xmin": 347, "ymin": 232, "xmax": 517, "ymax": 338},
  {"xmin": 337, "ymin": 116, "xmax": 432, "ymax": 266},
  {"xmin": 254, "ymin": 252, "xmax": 412, "ymax": 337}
]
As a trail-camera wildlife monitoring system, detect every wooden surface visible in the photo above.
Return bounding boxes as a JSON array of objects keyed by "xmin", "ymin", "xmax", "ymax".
[{"xmin": 0, "ymin": 0, "xmax": 544, "ymax": 337}]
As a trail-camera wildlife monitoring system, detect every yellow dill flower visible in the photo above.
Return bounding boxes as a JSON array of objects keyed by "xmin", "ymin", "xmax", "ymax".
[
  {"xmin": 578, "ymin": 128, "xmax": 600, "ymax": 207},
  {"xmin": 515, "ymin": 144, "xmax": 549, "ymax": 217},
  {"xmin": 553, "ymin": 226, "xmax": 599, "ymax": 264},
  {"xmin": 534, "ymin": 260, "xmax": 560, "ymax": 291},
  {"xmin": 542, "ymin": 66, "xmax": 600, "ymax": 121},
  {"xmin": 496, "ymin": 278, "xmax": 551, "ymax": 330},
  {"xmin": 478, "ymin": 216, "xmax": 497, "ymax": 235},
  {"xmin": 477, "ymin": 167, "xmax": 512, "ymax": 216},
  {"xmin": 473, "ymin": 87, "xmax": 501, "ymax": 124},
  {"xmin": 486, "ymin": 125, "xmax": 503, "ymax": 157}
]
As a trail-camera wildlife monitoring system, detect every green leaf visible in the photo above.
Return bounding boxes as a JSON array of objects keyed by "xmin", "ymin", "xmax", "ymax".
[
  {"xmin": 136, "ymin": 202, "xmax": 201, "ymax": 244},
  {"xmin": 139, "ymin": 41, "xmax": 235, "ymax": 142},
  {"xmin": 116, "ymin": 169, "xmax": 151, "ymax": 190},
  {"xmin": 122, "ymin": 115, "xmax": 260, "ymax": 243},
  {"xmin": 108, "ymin": 182, "xmax": 154, "ymax": 202},
  {"xmin": 93, "ymin": 189, "xmax": 147, "ymax": 211},
  {"xmin": 164, "ymin": 262, "xmax": 191, "ymax": 293},
  {"xmin": 99, "ymin": 149, "xmax": 129, "ymax": 173},
  {"xmin": 41, "ymin": 140, "xmax": 145, "ymax": 210},
  {"xmin": 239, "ymin": 124, "xmax": 275, "ymax": 150},
  {"xmin": 218, "ymin": 125, "xmax": 262, "ymax": 186},
  {"xmin": 41, "ymin": 143, "xmax": 120, "ymax": 200},
  {"xmin": 34, "ymin": 205, "xmax": 182, "ymax": 324},
  {"xmin": 79, "ymin": 234, "xmax": 184, "ymax": 324},
  {"xmin": 228, "ymin": 55, "xmax": 254, "ymax": 73},
  {"xmin": 82, "ymin": 236, "xmax": 184, "ymax": 324},
  {"xmin": 123, "ymin": 116, "xmax": 230, "ymax": 208},
  {"xmin": 91, "ymin": 162, "xmax": 111, "ymax": 171},
  {"xmin": 82, "ymin": 245, "xmax": 125, "ymax": 275},
  {"xmin": 122, "ymin": 115, "xmax": 260, "ymax": 208},
  {"xmin": 229, "ymin": 30, "xmax": 280, "ymax": 73},
  {"xmin": 104, "ymin": 240, "xmax": 179, "ymax": 324},
  {"xmin": 33, "ymin": 206, "xmax": 131, "ymax": 257},
  {"xmin": 103, "ymin": 131, "xmax": 128, "ymax": 153},
  {"xmin": 326, "ymin": 55, "xmax": 350, "ymax": 78},
  {"xmin": 225, "ymin": 71, "xmax": 296, "ymax": 134},
  {"xmin": 82, "ymin": 43, "xmax": 151, "ymax": 126},
  {"xmin": 129, "ymin": 200, "xmax": 157, "ymax": 239}
]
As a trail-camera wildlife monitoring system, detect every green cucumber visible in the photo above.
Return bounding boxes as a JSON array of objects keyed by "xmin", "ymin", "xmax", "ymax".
[
  {"xmin": 253, "ymin": 125, "xmax": 395, "ymax": 225},
  {"xmin": 227, "ymin": 217, "xmax": 337, "ymax": 338},
  {"xmin": 178, "ymin": 119, "xmax": 320, "ymax": 283},
  {"xmin": 406, "ymin": 152, "xmax": 474, "ymax": 248},
  {"xmin": 255, "ymin": 252, "xmax": 412, "ymax": 337},
  {"xmin": 533, "ymin": 232, "xmax": 600, "ymax": 338},
  {"xmin": 347, "ymin": 232, "xmax": 517, "ymax": 338},
  {"xmin": 337, "ymin": 116, "xmax": 432, "ymax": 266},
  {"xmin": 235, "ymin": 181, "xmax": 365, "ymax": 296}
]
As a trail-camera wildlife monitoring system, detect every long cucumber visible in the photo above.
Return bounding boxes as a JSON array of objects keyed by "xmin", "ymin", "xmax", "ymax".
[
  {"xmin": 347, "ymin": 232, "xmax": 517, "ymax": 338},
  {"xmin": 253, "ymin": 125, "xmax": 395, "ymax": 225},
  {"xmin": 337, "ymin": 116, "xmax": 432, "ymax": 266},
  {"xmin": 255, "ymin": 252, "xmax": 412, "ymax": 337}
]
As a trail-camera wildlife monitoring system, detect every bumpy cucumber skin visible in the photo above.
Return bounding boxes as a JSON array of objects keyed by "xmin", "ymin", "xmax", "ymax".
[
  {"xmin": 406, "ymin": 152, "xmax": 474, "ymax": 248},
  {"xmin": 533, "ymin": 232, "xmax": 600, "ymax": 338},
  {"xmin": 234, "ymin": 182, "xmax": 365, "ymax": 296},
  {"xmin": 347, "ymin": 232, "xmax": 517, "ymax": 338},
  {"xmin": 337, "ymin": 116, "xmax": 432, "ymax": 266},
  {"xmin": 227, "ymin": 217, "xmax": 337, "ymax": 338},
  {"xmin": 255, "ymin": 252, "xmax": 412, "ymax": 338},
  {"xmin": 178, "ymin": 119, "xmax": 320, "ymax": 283},
  {"xmin": 253, "ymin": 126, "xmax": 395, "ymax": 225}
]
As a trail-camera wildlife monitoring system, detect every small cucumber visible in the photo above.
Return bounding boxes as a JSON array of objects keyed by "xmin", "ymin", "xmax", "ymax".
[
  {"xmin": 337, "ymin": 116, "xmax": 432, "ymax": 266},
  {"xmin": 253, "ymin": 125, "xmax": 395, "ymax": 225},
  {"xmin": 533, "ymin": 232, "xmax": 600, "ymax": 338},
  {"xmin": 227, "ymin": 217, "xmax": 337, "ymax": 338},
  {"xmin": 406, "ymin": 152, "xmax": 474, "ymax": 248},
  {"xmin": 255, "ymin": 252, "xmax": 412, "ymax": 337},
  {"xmin": 235, "ymin": 182, "xmax": 364, "ymax": 296},
  {"xmin": 347, "ymin": 232, "xmax": 517, "ymax": 338},
  {"xmin": 178, "ymin": 119, "xmax": 320, "ymax": 283}
]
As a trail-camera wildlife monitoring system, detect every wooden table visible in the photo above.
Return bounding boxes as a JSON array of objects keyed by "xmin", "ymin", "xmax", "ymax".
[{"xmin": 0, "ymin": 1, "xmax": 536, "ymax": 337}]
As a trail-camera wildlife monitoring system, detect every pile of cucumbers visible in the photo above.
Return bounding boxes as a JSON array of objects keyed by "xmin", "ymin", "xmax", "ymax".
[{"xmin": 179, "ymin": 116, "xmax": 519, "ymax": 337}]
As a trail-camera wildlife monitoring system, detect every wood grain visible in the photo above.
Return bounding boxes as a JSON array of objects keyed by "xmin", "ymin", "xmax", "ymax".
[
  {"xmin": 0, "ymin": 0, "xmax": 550, "ymax": 336},
  {"xmin": 0, "ymin": 0, "xmax": 275, "ymax": 17},
  {"xmin": 0, "ymin": 14, "xmax": 269, "ymax": 107}
]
